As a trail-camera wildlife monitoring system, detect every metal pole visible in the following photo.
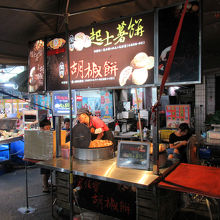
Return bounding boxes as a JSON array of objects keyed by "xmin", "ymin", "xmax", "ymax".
[
  {"xmin": 25, "ymin": 161, "xmax": 29, "ymax": 209},
  {"xmin": 135, "ymin": 88, "xmax": 143, "ymax": 142},
  {"xmin": 64, "ymin": 14, "xmax": 74, "ymax": 220},
  {"xmin": 0, "ymin": 5, "xmax": 64, "ymax": 16},
  {"xmin": 152, "ymin": 105, "xmax": 159, "ymax": 175},
  {"xmin": 17, "ymin": 161, "xmax": 35, "ymax": 214},
  {"xmin": 69, "ymin": 0, "xmax": 134, "ymax": 17},
  {"xmin": 55, "ymin": 116, "xmax": 61, "ymax": 157},
  {"xmin": 51, "ymin": 170, "xmax": 54, "ymax": 217},
  {"xmin": 152, "ymin": 8, "xmax": 159, "ymax": 175}
]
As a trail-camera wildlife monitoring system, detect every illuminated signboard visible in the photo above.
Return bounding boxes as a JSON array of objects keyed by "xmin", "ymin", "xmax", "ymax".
[
  {"xmin": 47, "ymin": 35, "xmax": 67, "ymax": 90},
  {"xmin": 52, "ymin": 90, "xmax": 76, "ymax": 116},
  {"xmin": 28, "ymin": 40, "xmax": 45, "ymax": 93},
  {"xmin": 47, "ymin": 12, "xmax": 154, "ymax": 90},
  {"xmin": 158, "ymin": 1, "xmax": 201, "ymax": 85},
  {"xmin": 166, "ymin": 104, "xmax": 190, "ymax": 128}
]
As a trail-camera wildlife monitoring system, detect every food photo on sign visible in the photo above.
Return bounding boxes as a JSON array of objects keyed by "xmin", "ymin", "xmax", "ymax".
[{"xmin": 28, "ymin": 40, "xmax": 45, "ymax": 93}]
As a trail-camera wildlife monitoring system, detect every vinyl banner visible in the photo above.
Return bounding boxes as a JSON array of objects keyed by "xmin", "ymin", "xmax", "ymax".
[
  {"xmin": 47, "ymin": 12, "xmax": 154, "ymax": 90},
  {"xmin": 28, "ymin": 40, "xmax": 45, "ymax": 93}
]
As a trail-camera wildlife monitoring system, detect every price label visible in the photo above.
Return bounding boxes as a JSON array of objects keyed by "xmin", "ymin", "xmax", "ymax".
[{"xmin": 117, "ymin": 141, "xmax": 150, "ymax": 170}]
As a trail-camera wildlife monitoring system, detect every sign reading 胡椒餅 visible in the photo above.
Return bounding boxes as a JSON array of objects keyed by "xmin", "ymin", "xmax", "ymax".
[{"xmin": 47, "ymin": 13, "xmax": 155, "ymax": 90}]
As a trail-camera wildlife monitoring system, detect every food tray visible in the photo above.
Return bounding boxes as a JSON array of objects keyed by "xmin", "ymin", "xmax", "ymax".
[{"xmin": 73, "ymin": 146, "xmax": 114, "ymax": 161}]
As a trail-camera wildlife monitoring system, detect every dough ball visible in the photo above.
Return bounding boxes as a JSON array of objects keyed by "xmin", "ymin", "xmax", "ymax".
[
  {"xmin": 119, "ymin": 66, "xmax": 133, "ymax": 86},
  {"xmin": 130, "ymin": 52, "xmax": 149, "ymax": 69},
  {"xmin": 132, "ymin": 67, "xmax": 148, "ymax": 85}
]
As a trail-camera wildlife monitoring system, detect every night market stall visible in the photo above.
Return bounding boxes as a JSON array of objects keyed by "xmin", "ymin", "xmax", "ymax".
[{"xmin": 17, "ymin": 0, "xmax": 220, "ymax": 219}]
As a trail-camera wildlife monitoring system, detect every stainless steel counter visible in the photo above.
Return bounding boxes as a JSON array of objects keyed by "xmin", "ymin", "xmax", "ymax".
[
  {"xmin": 0, "ymin": 136, "xmax": 23, "ymax": 145},
  {"xmin": 37, "ymin": 157, "xmax": 168, "ymax": 188}
]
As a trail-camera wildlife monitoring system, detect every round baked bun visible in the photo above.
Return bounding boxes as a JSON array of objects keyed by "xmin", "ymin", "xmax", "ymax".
[
  {"xmin": 145, "ymin": 56, "xmax": 154, "ymax": 70},
  {"xmin": 130, "ymin": 52, "xmax": 149, "ymax": 69},
  {"xmin": 119, "ymin": 66, "xmax": 133, "ymax": 86},
  {"xmin": 132, "ymin": 68, "xmax": 148, "ymax": 85}
]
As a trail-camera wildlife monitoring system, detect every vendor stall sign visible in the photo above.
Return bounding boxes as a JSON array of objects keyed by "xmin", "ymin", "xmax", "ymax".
[
  {"xmin": 28, "ymin": 40, "xmax": 45, "ymax": 93},
  {"xmin": 117, "ymin": 141, "xmax": 150, "ymax": 170},
  {"xmin": 166, "ymin": 104, "xmax": 190, "ymax": 128},
  {"xmin": 47, "ymin": 12, "xmax": 154, "ymax": 90},
  {"xmin": 73, "ymin": 176, "xmax": 136, "ymax": 219},
  {"xmin": 46, "ymin": 34, "xmax": 67, "ymax": 91},
  {"xmin": 158, "ymin": 1, "xmax": 201, "ymax": 85},
  {"xmin": 52, "ymin": 90, "xmax": 76, "ymax": 116}
]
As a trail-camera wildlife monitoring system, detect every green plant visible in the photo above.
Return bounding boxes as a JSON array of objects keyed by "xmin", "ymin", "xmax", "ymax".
[{"xmin": 205, "ymin": 111, "xmax": 220, "ymax": 124}]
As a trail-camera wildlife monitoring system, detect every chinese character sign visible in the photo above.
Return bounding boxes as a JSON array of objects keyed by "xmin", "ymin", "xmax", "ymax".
[
  {"xmin": 47, "ymin": 13, "xmax": 154, "ymax": 90},
  {"xmin": 28, "ymin": 40, "xmax": 45, "ymax": 92},
  {"xmin": 166, "ymin": 104, "xmax": 190, "ymax": 128}
]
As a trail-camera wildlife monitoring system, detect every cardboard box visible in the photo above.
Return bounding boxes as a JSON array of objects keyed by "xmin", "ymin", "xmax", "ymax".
[{"xmin": 24, "ymin": 130, "xmax": 55, "ymax": 160}]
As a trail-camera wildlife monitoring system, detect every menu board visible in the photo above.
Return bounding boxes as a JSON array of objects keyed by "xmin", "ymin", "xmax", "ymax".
[
  {"xmin": 158, "ymin": 1, "xmax": 200, "ymax": 85},
  {"xmin": 117, "ymin": 141, "xmax": 150, "ymax": 170},
  {"xmin": 28, "ymin": 40, "xmax": 45, "ymax": 93},
  {"xmin": 47, "ymin": 12, "xmax": 154, "ymax": 90},
  {"xmin": 52, "ymin": 90, "xmax": 76, "ymax": 116},
  {"xmin": 166, "ymin": 104, "xmax": 190, "ymax": 128}
]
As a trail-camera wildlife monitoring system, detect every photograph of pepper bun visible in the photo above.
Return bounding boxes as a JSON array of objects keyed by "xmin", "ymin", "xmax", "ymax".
[
  {"xmin": 132, "ymin": 67, "xmax": 149, "ymax": 85},
  {"xmin": 73, "ymin": 32, "xmax": 92, "ymax": 51},
  {"xmin": 119, "ymin": 52, "xmax": 154, "ymax": 86},
  {"xmin": 130, "ymin": 52, "xmax": 154, "ymax": 70},
  {"xmin": 119, "ymin": 66, "xmax": 133, "ymax": 86}
]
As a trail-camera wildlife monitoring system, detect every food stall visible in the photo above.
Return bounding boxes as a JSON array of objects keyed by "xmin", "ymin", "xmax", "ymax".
[
  {"xmin": 0, "ymin": 118, "xmax": 23, "ymax": 163},
  {"xmin": 23, "ymin": 1, "xmax": 219, "ymax": 219}
]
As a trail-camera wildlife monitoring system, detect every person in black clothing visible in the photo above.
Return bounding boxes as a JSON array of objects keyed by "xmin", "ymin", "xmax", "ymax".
[
  {"xmin": 167, "ymin": 123, "xmax": 191, "ymax": 163},
  {"xmin": 39, "ymin": 118, "xmax": 51, "ymax": 193},
  {"xmin": 62, "ymin": 118, "xmax": 70, "ymax": 131}
]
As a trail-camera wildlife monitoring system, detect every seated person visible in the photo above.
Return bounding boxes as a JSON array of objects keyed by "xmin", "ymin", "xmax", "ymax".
[
  {"xmin": 62, "ymin": 118, "xmax": 70, "ymax": 132},
  {"xmin": 62, "ymin": 118, "xmax": 71, "ymax": 142},
  {"xmin": 167, "ymin": 123, "xmax": 191, "ymax": 163},
  {"xmin": 39, "ymin": 118, "xmax": 51, "ymax": 193}
]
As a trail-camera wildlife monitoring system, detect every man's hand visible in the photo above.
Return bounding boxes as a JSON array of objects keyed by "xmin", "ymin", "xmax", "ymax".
[{"xmin": 181, "ymin": 140, "xmax": 188, "ymax": 146}]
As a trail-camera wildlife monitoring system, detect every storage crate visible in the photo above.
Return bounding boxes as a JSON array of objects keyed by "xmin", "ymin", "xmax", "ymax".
[{"xmin": 0, "ymin": 144, "xmax": 10, "ymax": 162}]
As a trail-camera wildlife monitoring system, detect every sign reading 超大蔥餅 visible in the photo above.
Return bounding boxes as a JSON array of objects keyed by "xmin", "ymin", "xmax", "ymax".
[{"xmin": 47, "ymin": 12, "xmax": 155, "ymax": 90}]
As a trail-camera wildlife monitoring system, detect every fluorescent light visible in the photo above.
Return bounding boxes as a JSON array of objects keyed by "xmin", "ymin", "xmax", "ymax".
[
  {"xmin": 4, "ymin": 83, "xmax": 14, "ymax": 87},
  {"xmin": 4, "ymin": 83, "xmax": 18, "ymax": 89}
]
